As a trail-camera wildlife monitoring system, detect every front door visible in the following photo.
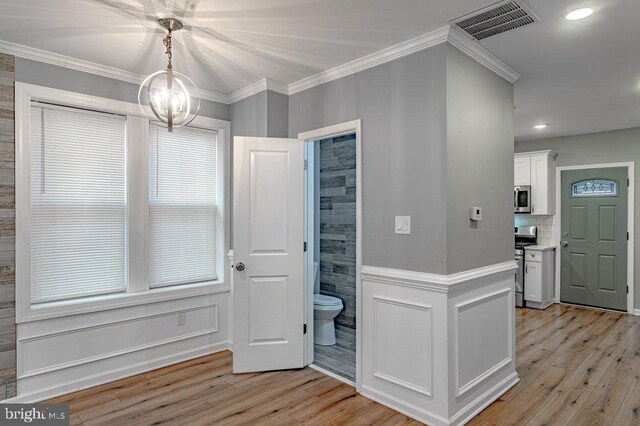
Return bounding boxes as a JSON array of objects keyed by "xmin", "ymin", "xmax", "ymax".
[
  {"xmin": 560, "ymin": 167, "xmax": 628, "ymax": 311},
  {"xmin": 232, "ymin": 136, "xmax": 305, "ymax": 373}
]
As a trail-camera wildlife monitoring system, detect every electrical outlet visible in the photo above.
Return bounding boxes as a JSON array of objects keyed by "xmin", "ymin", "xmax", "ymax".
[{"xmin": 177, "ymin": 311, "xmax": 186, "ymax": 326}]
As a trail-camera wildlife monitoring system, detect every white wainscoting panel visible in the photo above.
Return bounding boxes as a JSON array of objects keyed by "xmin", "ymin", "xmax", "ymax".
[
  {"xmin": 454, "ymin": 288, "xmax": 512, "ymax": 397},
  {"xmin": 361, "ymin": 261, "xmax": 518, "ymax": 426},
  {"xmin": 372, "ymin": 296, "xmax": 432, "ymax": 397},
  {"xmin": 14, "ymin": 291, "xmax": 229, "ymax": 402},
  {"xmin": 362, "ymin": 271, "xmax": 449, "ymax": 423}
]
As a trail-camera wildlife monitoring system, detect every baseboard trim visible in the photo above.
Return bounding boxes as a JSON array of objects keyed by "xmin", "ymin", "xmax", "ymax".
[
  {"xmin": 3, "ymin": 341, "xmax": 229, "ymax": 403},
  {"xmin": 360, "ymin": 385, "xmax": 450, "ymax": 426},
  {"xmin": 360, "ymin": 372, "xmax": 518, "ymax": 426},
  {"xmin": 634, "ymin": 309, "xmax": 640, "ymax": 316},
  {"xmin": 450, "ymin": 372, "xmax": 519, "ymax": 426}
]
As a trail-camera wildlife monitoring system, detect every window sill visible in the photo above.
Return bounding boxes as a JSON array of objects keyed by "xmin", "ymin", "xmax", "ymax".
[{"xmin": 17, "ymin": 281, "xmax": 229, "ymax": 324}]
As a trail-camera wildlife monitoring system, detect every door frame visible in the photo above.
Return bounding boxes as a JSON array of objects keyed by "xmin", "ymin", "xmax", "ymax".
[
  {"xmin": 298, "ymin": 119, "xmax": 362, "ymax": 390},
  {"xmin": 554, "ymin": 162, "xmax": 635, "ymax": 314}
]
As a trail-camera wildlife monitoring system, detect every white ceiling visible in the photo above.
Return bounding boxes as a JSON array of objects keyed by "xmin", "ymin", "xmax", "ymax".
[{"xmin": 0, "ymin": 0, "xmax": 638, "ymax": 141}]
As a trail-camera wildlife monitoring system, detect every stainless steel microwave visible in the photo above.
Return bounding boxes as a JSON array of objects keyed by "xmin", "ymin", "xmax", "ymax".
[{"xmin": 514, "ymin": 185, "xmax": 532, "ymax": 213}]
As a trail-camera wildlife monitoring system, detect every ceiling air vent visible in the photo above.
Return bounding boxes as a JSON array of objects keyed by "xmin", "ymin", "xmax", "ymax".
[{"xmin": 450, "ymin": 0, "xmax": 541, "ymax": 40}]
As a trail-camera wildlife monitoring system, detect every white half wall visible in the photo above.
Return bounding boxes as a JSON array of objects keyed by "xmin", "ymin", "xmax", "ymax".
[
  {"xmin": 360, "ymin": 261, "xmax": 518, "ymax": 426},
  {"xmin": 12, "ymin": 291, "xmax": 229, "ymax": 403}
]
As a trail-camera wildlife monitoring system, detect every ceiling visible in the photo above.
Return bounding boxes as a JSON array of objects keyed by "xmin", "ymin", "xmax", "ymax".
[{"xmin": 0, "ymin": 0, "xmax": 638, "ymax": 141}]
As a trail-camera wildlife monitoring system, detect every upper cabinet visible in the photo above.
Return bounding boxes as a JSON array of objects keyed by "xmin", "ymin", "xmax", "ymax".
[
  {"xmin": 514, "ymin": 150, "xmax": 557, "ymax": 215},
  {"xmin": 514, "ymin": 156, "xmax": 531, "ymax": 186}
]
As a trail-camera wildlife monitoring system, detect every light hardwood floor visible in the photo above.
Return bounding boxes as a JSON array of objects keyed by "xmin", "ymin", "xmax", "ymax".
[
  {"xmin": 45, "ymin": 350, "xmax": 420, "ymax": 425},
  {"xmin": 46, "ymin": 304, "xmax": 640, "ymax": 425},
  {"xmin": 469, "ymin": 304, "xmax": 640, "ymax": 425}
]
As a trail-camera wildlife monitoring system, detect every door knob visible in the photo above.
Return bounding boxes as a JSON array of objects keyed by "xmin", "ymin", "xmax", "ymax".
[
  {"xmin": 235, "ymin": 262, "xmax": 245, "ymax": 271},
  {"xmin": 561, "ymin": 241, "xmax": 568, "ymax": 248}
]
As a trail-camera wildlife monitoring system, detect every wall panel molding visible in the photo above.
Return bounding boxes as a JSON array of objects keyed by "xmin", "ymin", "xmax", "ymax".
[
  {"xmin": 361, "ymin": 261, "xmax": 518, "ymax": 425},
  {"xmin": 372, "ymin": 296, "xmax": 433, "ymax": 397},
  {"xmin": 361, "ymin": 261, "xmax": 517, "ymax": 293},
  {"xmin": 7, "ymin": 341, "xmax": 228, "ymax": 404},
  {"xmin": 454, "ymin": 288, "xmax": 513, "ymax": 397},
  {"xmin": 18, "ymin": 304, "xmax": 219, "ymax": 379}
]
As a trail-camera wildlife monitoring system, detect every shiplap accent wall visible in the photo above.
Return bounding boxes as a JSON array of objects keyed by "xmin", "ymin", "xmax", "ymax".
[{"xmin": 0, "ymin": 52, "xmax": 16, "ymax": 400}]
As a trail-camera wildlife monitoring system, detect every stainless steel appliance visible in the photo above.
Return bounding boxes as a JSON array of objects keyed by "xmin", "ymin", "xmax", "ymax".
[
  {"xmin": 514, "ymin": 185, "xmax": 532, "ymax": 214},
  {"xmin": 515, "ymin": 226, "xmax": 537, "ymax": 307}
]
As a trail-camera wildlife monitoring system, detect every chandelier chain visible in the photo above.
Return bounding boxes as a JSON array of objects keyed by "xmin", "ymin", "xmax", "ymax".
[{"xmin": 163, "ymin": 31, "xmax": 172, "ymax": 67}]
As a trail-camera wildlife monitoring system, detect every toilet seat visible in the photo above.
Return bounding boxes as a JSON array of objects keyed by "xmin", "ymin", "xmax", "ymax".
[{"xmin": 313, "ymin": 294, "xmax": 342, "ymax": 306}]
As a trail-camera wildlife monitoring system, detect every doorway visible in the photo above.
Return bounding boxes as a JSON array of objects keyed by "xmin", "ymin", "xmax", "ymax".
[
  {"xmin": 299, "ymin": 120, "xmax": 362, "ymax": 388},
  {"xmin": 557, "ymin": 164, "xmax": 634, "ymax": 312}
]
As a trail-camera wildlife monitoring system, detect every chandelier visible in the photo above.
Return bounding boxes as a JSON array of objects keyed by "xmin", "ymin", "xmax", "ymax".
[{"xmin": 138, "ymin": 17, "xmax": 200, "ymax": 131}]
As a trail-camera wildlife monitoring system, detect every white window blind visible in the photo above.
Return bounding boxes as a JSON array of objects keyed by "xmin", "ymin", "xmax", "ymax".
[
  {"xmin": 30, "ymin": 104, "xmax": 127, "ymax": 303},
  {"xmin": 149, "ymin": 124, "xmax": 217, "ymax": 288}
]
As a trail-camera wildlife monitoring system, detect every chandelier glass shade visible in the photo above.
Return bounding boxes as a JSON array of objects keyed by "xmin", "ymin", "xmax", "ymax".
[{"xmin": 138, "ymin": 18, "xmax": 200, "ymax": 131}]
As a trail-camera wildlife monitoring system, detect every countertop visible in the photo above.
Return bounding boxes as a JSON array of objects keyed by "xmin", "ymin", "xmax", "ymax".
[{"xmin": 525, "ymin": 244, "xmax": 557, "ymax": 251}]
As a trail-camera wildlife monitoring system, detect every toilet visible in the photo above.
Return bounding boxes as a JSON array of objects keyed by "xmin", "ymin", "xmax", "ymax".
[{"xmin": 313, "ymin": 262, "xmax": 344, "ymax": 346}]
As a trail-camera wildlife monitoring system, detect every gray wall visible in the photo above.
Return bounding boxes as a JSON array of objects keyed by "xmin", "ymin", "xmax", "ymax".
[
  {"xmin": 445, "ymin": 46, "xmax": 515, "ymax": 274},
  {"xmin": 229, "ymin": 89, "xmax": 289, "ymax": 139},
  {"xmin": 266, "ymin": 91, "xmax": 289, "ymax": 138},
  {"xmin": 15, "ymin": 58, "xmax": 230, "ymax": 121},
  {"xmin": 516, "ymin": 127, "xmax": 640, "ymax": 308},
  {"xmin": 229, "ymin": 91, "xmax": 266, "ymax": 138},
  {"xmin": 289, "ymin": 44, "xmax": 449, "ymax": 274}
]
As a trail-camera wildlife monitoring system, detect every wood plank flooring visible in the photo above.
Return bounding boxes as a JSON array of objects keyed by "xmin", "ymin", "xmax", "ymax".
[
  {"xmin": 469, "ymin": 304, "xmax": 640, "ymax": 425},
  {"xmin": 46, "ymin": 304, "xmax": 640, "ymax": 425},
  {"xmin": 45, "ymin": 350, "xmax": 420, "ymax": 425}
]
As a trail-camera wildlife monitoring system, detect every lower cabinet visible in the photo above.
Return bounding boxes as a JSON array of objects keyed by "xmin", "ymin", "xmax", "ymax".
[
  {"xmin": 524, "ymin": 247, "xmax": 555, "ymax": 309},
  {"xmin": 524, "ymin": 261, "xmax": 542, "ymax": 303}
]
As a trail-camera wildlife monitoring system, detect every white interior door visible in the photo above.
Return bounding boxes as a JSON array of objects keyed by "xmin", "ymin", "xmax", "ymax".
[{"xmin": 232, "ymin": 136, "xmax": 305, "ymax": 373}]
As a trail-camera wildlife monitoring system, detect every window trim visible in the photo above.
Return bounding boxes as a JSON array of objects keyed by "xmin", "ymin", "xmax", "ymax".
[{"xmin": 15, "ymin": 82, "xmax": 230, "ymax": 323}]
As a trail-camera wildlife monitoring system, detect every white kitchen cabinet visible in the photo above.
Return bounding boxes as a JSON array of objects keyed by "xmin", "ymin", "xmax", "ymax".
[
  {"xmin": 514, "ymin": 150, "xmax": 556, "ymax": 215},
  {"xmin": 514, "ymin": 156, "xmax": 531, "ymax": 186},
  {"xmin": 524, "ymin": 261, "xmax": 542, "ymax": 302},
  {"xmin": 524, "ymin": 246, "xmax": 555, "ymax": 309}
]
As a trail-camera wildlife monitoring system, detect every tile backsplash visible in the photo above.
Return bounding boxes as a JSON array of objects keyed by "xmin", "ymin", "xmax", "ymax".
[{"xmin": 515, "ymin": 214, "xmax": 557, "ymax": 246}]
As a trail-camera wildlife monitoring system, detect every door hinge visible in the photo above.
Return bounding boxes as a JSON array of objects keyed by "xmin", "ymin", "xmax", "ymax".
[
  {"xmin": 628, "ymin": 178, "xmax": 630, "ymax": 187},
  {"xmin": 304, "ymin": 159, "xmax": 308, "ymax": 170},
  {"xmin": 628, "ymin": 232, "xmax": 630, "ymax": 241},
  {"xmin": 304, "ymin": 242, "xmax": 307, "ymax": 252},
  {"xmin": 303, "ymin": 324, "xmax": 307, "ymax": 334},
  {"xmin": 627, "ymin": 286, "xmax": 629, "ymax": 294}
]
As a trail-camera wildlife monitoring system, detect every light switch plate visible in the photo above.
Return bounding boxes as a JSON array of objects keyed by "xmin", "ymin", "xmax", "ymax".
[{"xmin": 395, "ymin": 216, "xmax": 411, "ymax": 235}]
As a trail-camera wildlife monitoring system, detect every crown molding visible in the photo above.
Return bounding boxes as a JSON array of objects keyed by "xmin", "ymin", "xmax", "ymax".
[
  {"xmin": 0, "ymin": 39, "xmax": 229, "ymax": 104},
  {"xmin": 288, "ymin": 26, "xmax": 451, "ymax": 95},
  {"xmin": 286, "ymin": 25, "xmax": 519, "ymax": 96},
  {"xmin": 227, "ymin": 77, "xmax": 289, "ymax": 104},
  {"xmin": 446, "ymin": 26, "xmax": 521, "ymax": 84},
  {"xmin": 227, "ymin": 78, "xmax": 267, "ymax": 104},
  {"xmin": 1, "ymin": 24, "xmax": 520, "ymax": 106}
]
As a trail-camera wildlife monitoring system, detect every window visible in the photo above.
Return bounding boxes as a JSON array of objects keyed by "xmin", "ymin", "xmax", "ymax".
[
  {"xmin": 29, "ymin": 104, "xmax": 127, "ymax": 303},
  {"xmin": 571, "ymin": 179, "xmax": 618, "ymax": 197},
  {"xmin": 149, "ymin": 124, "xmax": 218, "ymax": 288},
  {"xmin": 17, "ymin": 84, "xmax": 227, "ymax": 321}
]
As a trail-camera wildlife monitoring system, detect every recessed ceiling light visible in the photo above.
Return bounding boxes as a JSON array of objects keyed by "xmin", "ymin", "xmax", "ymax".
[
  {"xmin": 566, "ymin": 8, "xmax": 594, "ymax": 20},
  {"xmin": 534, "ymin": 124, "xmax": 549, "ymax": 129}
]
